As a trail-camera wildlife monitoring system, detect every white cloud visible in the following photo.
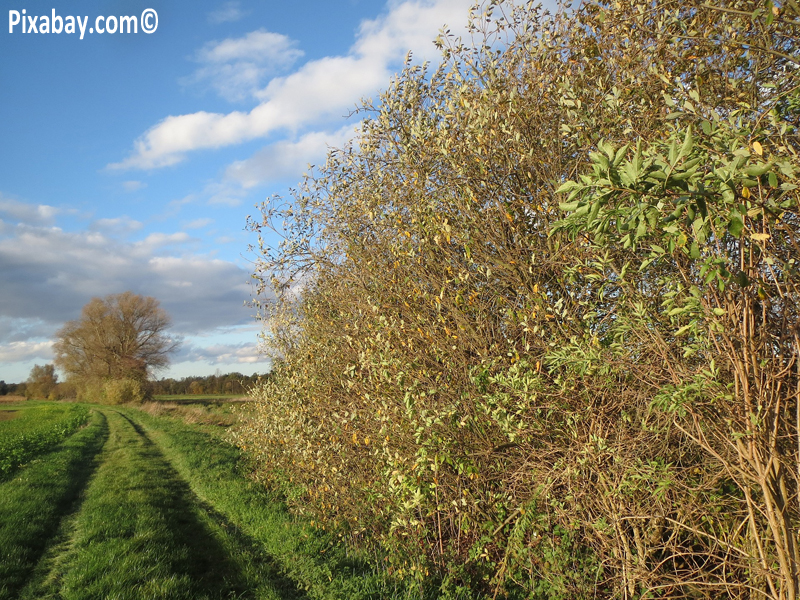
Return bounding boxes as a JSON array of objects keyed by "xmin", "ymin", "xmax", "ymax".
[
  {"xmin": 175, "ymin": 341, "xmax": 265, "ymax": 365},
  {"xmin": 90, "ymin": 216, "xmax": 144, "ymax": 234},
  {"xmin": 184, "ymin": 218, "xmax": 214, "ymax": 230},
  {"xmin": 0, "ymin": 196, "xmax": 61, "ymax": 225},
  {"xmin": 353, "ymin": 0, "xmax": 468, "ymax": 64},
  {"xmin": 224, "ymin": 124, "xmax": 357, "ymax": 189},
  {"xmin": 0, "ymin": 340, "xmax": 54, "ymax": 363},
  {"xmin": 0, "ymin": 223, "xmax": 266, "ymax": 338},
  {"xmin": 110, "ymin": 0, "xmax": 473, "ymax": 170},
  {"xmin": 122, "ymin": 180, "xmax": 147, "ymax": 192},
  {"xmin": 208, "ymin": 1, "xmax": 247, "ymax": 24},
  {"xmin": 204, "ymin": 181, "xmax": 248, "ymax": 207},
  {"xmin": 185, "ymin": 30, "xmax": 304, "ymax": 102}
]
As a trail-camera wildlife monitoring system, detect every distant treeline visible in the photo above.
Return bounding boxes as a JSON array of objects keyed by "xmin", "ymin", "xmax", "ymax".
[
  {"xmin": 0, "ymin": 372, "xmax": 266, "ymax": 398},
  {"xmin": 0, "ymin": 381, "xmax": 22, "ymax": 396},
  {"xmin": 150, "ymin": 372, "xmax": 266, "ymax": 396}
]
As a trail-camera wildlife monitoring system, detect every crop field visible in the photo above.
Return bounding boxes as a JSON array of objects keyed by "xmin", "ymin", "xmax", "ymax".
[
  {"xmin": 0, "ymin": 400, "xmax": 405, "ymax": 600},
  {"xmin": 0, "ymin": 402, "xmax": 89, "ymax": 479}
]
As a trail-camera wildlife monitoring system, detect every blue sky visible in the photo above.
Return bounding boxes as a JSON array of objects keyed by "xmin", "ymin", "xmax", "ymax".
[{"xmin": 0, "ymin": 0, "xmax": 486, "ymax": 384}]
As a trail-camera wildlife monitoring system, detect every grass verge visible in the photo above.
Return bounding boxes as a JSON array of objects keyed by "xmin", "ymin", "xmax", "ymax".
[{"xmin": 124, "ymin": 406, "xmax": 412, "ymax": 600}]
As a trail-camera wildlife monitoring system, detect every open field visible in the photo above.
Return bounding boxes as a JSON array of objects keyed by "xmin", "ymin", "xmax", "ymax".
[{"xmin": 0, "ymin": 400, "xmax": 410, "ymax": 600}]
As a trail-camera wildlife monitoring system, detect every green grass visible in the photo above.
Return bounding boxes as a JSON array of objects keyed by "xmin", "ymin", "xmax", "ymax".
[
  {"xmin": 29, "ymin": 409, "xmax": 258, "ymax": 600},
  {"xmin": 0, "ymin": 402, "xmax": 89, "ymax": 479},
  {"xmin": 0, "ymin": 409, "xmax": 107, "ymax": 600},
  {"xmin": 124, "ymin": 406, "xmax": 401, "ymax": 600},
  {"xmin": 0, "ymin": 402, "xmax": 415, "ymax": 599}
]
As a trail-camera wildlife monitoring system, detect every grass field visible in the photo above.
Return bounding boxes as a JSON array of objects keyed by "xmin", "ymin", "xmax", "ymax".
[
  {"xmin": 0, "ymin": 399, "xmax": 412, "ymax": 600},
  {"xmin": 0, "ymin": 402, "xmax": 89, "ymax": 480}
]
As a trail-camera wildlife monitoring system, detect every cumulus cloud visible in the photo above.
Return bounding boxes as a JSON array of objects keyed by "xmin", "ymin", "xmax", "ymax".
[
  {"xmin": 0, "ymin": 221, "xmax": 267, "ymax": 341},
  {"xmin": 208, "ymin": 1, "xmax": 247, "ymax": 24},
  {"xmin": 184, "ymin": 30, "xmax": 303, "ymax": 102},
  {"xmin": 174, "ymin": 341, "xmax": 266, "ymax": 365},
  {"xmin": 0, "ymin": 196, "xmax": 61, "ymax": 226},
  {"xmin": 224, "ymin": 124, "xmax": 356, "ymax": 189},
  {"xmin": 0, "ymin": 340, "xmax": 54, "ymax": 364},
  {"xmin": 90, "ymin": 216, "xmax": 144, "ymax": 235},
  {"xmin": 109, "ymin": 0, "xmax": 472, "ymax": 170},
  {"xmin": 0, "ymin": 316, "xmax": 55, "ymax": 345}
]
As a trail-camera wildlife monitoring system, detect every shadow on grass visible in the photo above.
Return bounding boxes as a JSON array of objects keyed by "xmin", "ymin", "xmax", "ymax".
[
  {"xmin": 135, "ymin": 414, "xmax": 386, "ymax": 599},
  {"xmin": 46, "ymin": 410, "xmax": 305, "ymax": 600},
  {"xmin": 196, "ymin": 496, "xmax": 311, "ymax": 600},
  {"xmin": 0, "ymin": 410, "xmax": 109, "ymax": 600}
]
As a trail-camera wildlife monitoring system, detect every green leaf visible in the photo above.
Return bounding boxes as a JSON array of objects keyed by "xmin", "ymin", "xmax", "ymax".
[
  {"xmin": 734, "ymin": 271, "xmax": 750, "ymax": 287},
  {"xmin": 589, "ymin": 199, "xmax": 601, "ymax": 222},
  {"xmin": 728, "ymin": 215, "xmax": 744, "ymax": 237},
  {"xmin": 745, "ymin": 163, "xmax": 771, "ymax": 177},
  {"xmin": 680, "ymin": 125, "xmax": 693, "ymax": 158},
  {"xmin": 555, "ymin": 181, "xmax": 580, "ymax": 194},
  {"xmin": 613, "ymin": 144, "xmax": 629, "ymax": 166},
  {"xmin": 668, "ymin": 139, "xmax": 678, "ymax": 164},
  {"xmin": 768, "ymin": 172, "xmax": 778, "ymax": 188}
]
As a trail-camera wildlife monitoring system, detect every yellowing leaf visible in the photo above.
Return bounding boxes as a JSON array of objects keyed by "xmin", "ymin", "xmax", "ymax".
[
  {"xmin": 750, "ymin": 232, "xmax": 771, "ymax": 241},
  {"xmin": 742, "ymin": 187, "xmax": 751, "ymax": 199},
  {"xmin": 752, "ymin": 141, "xmax": 763, "ymax": 156}
]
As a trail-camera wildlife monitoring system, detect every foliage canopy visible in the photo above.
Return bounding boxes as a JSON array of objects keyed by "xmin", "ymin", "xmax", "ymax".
[
  {"xmin": 241, "ymin": 0, "xmax": 800, "ymax": 597},
  {"xmin": 25, "ymin": 364, "xmax": 58, "ymax": 400},
  {"xmin": 54, "ymin": 292, "xmax": 177, "ymax": 403}
]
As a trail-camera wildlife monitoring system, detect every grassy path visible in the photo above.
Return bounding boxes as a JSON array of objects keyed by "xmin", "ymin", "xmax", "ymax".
[
  {"xmin": 1, "ymin": 404, "xmax": 398, "ymax": 600},
  {"xmin": 27, "ymin": 409, "xmax": 259, "ymax": 600}
]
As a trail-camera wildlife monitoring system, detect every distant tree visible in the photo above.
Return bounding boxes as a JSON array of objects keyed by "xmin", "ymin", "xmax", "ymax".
[
  {"xmin": 54, "ymin": 292, "xmax": 178, "ymax": 402},
  {"xmin": 25, "ymin": 364, "xmax": 58, "ymax": 399},
  {"xmin": 0, "ymin": 380, "xmax": 8, "ymax": 396}
]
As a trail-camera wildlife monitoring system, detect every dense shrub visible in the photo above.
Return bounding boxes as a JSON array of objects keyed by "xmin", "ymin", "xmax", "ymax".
[
  {"xmin": 76, "ymin": 377, "xmax": 149, "ymax": 404},
  {"xmin": 103, "ymin": 378, "xmax": 147, "ymax": 404},
  {"xmin": 239, "ymin": 1, "xmax": 800, "ymax": 597}
]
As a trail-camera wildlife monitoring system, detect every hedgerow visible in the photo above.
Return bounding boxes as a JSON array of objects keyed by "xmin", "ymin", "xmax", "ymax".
[{"xmin": 239, "ymin": 1, "xmax": 800, "ymax": 597}]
